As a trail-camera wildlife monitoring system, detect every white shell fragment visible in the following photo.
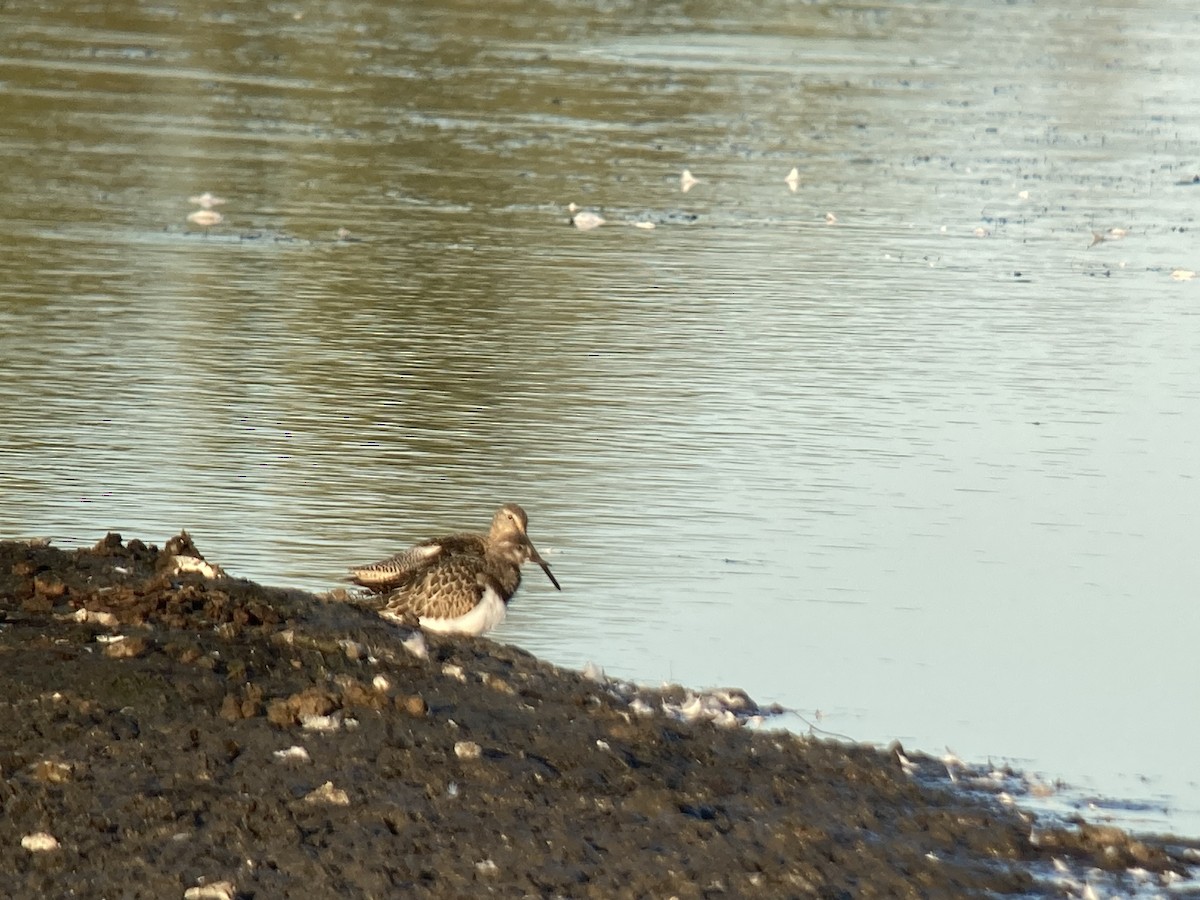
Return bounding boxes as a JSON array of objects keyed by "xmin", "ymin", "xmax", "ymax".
[
  {"xmin": 401, "ymin": 631, "xmax": 428, "ymax": 660},
  {"xmin": 71, "ymin": 608, "xmax": 118, "ymax": 628},
  {"xmin": 300, "ymin": 713, "xmax": 341, "ymax": 732},
  {"xmin": 785, "ymin": 167, "xmax": 801, "ymax": 192},
  {"xmin": 21, "ymin": 832, "xmax": 60, "ymax": 852},
  {"xmin": 304, "ymin": 781, "xmax": 350, "ymax": 805},
  {"xmin": 680, "ymin": 169, "xmax": 700, "ymax": 192},
  {"xmin": 184, "ymin": 881, "xmax": 236, "ymax": 900},
  {"xmin": 273, "ymin": 745, "xmax": 311, "ymax": 764}
]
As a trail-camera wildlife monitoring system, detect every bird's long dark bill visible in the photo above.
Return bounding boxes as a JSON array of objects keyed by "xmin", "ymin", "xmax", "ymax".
[{"xmin": 529, "ymin": 545, "xmax": 561, "ymax": 591}]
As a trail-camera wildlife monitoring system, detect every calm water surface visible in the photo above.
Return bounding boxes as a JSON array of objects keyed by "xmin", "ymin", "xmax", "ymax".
[{"xmin": 2, "ymin": 0, "xmax": 1199, "ymax": 837}]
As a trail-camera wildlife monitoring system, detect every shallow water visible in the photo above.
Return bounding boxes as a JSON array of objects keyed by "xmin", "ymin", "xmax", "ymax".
[{"xmin": 2, "ymin": 0, "xmax": 1199, "ymax": 837}]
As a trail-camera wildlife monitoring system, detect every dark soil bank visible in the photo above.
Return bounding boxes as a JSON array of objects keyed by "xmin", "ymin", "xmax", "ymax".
[{"xmin": 0, "ymin": 535, "xmax": 1193, "ymax": 899}]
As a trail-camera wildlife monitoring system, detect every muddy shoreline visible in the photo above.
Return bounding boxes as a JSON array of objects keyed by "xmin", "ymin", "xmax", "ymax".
[{"xmin": 0, "ymin": 534, "xmax": 1194, "ymax": 898}]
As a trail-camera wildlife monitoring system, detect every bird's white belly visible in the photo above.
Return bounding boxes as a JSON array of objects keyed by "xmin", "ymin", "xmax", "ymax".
[{"xmin": 420, "ymin": 587, "xmax": 507, "ymax": 636}]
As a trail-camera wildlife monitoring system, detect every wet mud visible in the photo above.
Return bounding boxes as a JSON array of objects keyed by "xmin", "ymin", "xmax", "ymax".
[{"xmin": 0, "ymin": 534, "xmax": 1194, "ymax": 898}]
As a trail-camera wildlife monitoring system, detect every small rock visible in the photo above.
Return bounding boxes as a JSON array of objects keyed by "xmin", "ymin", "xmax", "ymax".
[
  {"xmin": 482, "ymin": 674, "xmax": 514, "ymax": 695},
  {"xmin": 21, "ymin": 832, "xmax": 60, "ymax": 852},
  {"xmin": 33, "ymin": 575, "xmax": 68, "ymax": 599},
  {"xmin": 398, "ymin": 694, "xmax": 428, "ymax": 717},
  {"xmin": 273, "ymin": 745, "xmax": 311, "ymax": 764},
  {"xmin": 104, "ymin": 636, "xmax": 149, "ymax": 659},
  {"xmin": 71, "ymin": 607, "xmax": 118, "ymax": 628},
  {"xmin": 183, "ymin": 880, "xmax": 236, "ymax": 900},
  {"xmin": 475, "ymin": 858, "xmax": 499, "ymax": 875},
  {"xmin": 300, "ymin": 713, "xmax": 341, "ymax": 732},
  {"xmin": 32, "ymin": 760, "xmax": 73, "ymax": 783},
  {"xmin": 454, "ymin": 741, "xmax": 482, "ymax": 761},
  {"xmin": 304, "ymin": 781, "xmax": 350, "ymax": 806}
]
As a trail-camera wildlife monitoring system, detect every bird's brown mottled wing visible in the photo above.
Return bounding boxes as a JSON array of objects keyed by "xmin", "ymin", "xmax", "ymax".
[
  {"xmin": 379, "ymin": 555, "xmax": 487, "ymax": 622},
  {"xmin": 349, "ymin": 533, "xmax": 487, "ymax": 591}
]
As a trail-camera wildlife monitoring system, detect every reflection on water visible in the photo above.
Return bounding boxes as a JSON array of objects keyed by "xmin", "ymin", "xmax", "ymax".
[{"xmin": 2, "ymin": 0, "xmax": 1200, "ymax": 837}]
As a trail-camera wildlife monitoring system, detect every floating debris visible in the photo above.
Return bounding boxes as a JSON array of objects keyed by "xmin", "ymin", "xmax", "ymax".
[
  {"xmin": 973, "ymin": 225, "xmax": 990, "ymax": 237},
  {"xmin": 21, "ymin": 832, "xmax": 60, "ymax": 852},
  {"xmin": 631, "ymin": 220, "xmax": 656, "ymax": 230},
  {"xmin": 1018, "ymin": 190, "xmax": 1030, "ymax": 200},
  {"xmin": 186, "ymin": 209, "xmax": 224, "ymax": 228},
  {"xmin": 680, "ymin": 169, "xmax": 700, "ymax": 193},
  {"xmin": 1089, "ymin": 227, "xmax": 1128, "ymax": 248},
  {"xmin": 785, "ymin": 167, "xmax": 801, "ymax": 192},
  {"xmin": 188, "ymin": 192, "xmax": 227, "ymax": 209},
  {"xmin": 572, "ymin": 210, "xmax": 605, "ymax": 231},
  {"xmin": 825, "ymin": 212, "xmax": 838, "ymax": 225},
  {"xmin": 1171, "ymin": 268, "xmax": 1196, "ymax": 281}
]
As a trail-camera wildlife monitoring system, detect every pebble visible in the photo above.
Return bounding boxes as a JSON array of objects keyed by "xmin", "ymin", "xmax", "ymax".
[
  {"xmin": 304, "ymin": 781, "xmax": 350, "ymax": 806},
  {"xmin": 273, "ymin": 745, "xmax": 311, "ymax": 764},
  {"xmin": 21, "ymin": 832, "xmax": 60, "ymax": 852},
  {"xmin": 71, "ymin": 608, "xmax": 118, "ymax": 628},
  {"xmin": 104, "ymin": 636, "xmax": 149, "ymax": 659},
  {"xmin": 475, "ymin": 858, "xmax": 499, "ymax": 875},
  {"xmin": 300, "ymin": 713, "xmax": 341, "ymax": 732},
  {"xmin": 454, "ymin": 740, "xmax": 482, "ymax": 760},
  {"xmin": 183, "ymin": 882, "xmax": 236, "ymax": 900}
]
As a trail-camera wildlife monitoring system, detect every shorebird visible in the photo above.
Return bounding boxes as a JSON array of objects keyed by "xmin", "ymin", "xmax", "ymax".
[{"xmin": 349, "ymin": 504, "xmax": 560, "ymax": 635}]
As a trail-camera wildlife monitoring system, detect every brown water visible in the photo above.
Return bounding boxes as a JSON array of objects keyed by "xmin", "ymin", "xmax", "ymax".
[{"xmin": 2, "ymin": 0, "xmax": 1199, "ymax": 838}]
